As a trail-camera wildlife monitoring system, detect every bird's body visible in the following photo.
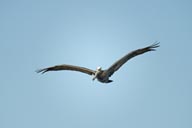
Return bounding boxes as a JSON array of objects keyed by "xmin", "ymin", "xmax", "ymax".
[
  {"xmin": 94, "ymin": 69, "xmax": 113, "ymax": 83},
  {"xmin": 37, "ymin": 43, "xmax": 160, "ymax": 83},
  {"xmin": 96, "ymin": 72, "xmax": 113, "ymax": 83}
]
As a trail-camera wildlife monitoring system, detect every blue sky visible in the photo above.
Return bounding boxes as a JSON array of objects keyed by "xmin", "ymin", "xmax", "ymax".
[{"xmin": 1, "ymin": 0, "xmax": 192, "ymax": 128}]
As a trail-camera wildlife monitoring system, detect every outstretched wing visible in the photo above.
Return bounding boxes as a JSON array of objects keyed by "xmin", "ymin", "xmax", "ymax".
[
  {"xmin": 105, "ymin": 43, "xmax": 160, "ymax": 77},
  {"xmin": 36, "ymin": 64, "xmax": 96, "ymax": 76}
]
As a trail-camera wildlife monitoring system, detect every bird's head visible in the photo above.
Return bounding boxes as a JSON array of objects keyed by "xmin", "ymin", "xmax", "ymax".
[
  {"xmin": 92, "ymin": 66, "xmax": 102, "ymax": 81},
  {"xmin": 96, "ymin": 66, "xmax": 102, "ymax": 71}
]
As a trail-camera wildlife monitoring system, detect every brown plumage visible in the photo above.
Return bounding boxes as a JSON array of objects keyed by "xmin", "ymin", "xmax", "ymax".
[{"xmin": 36, "ymin": 43, "xmax": 160, "ymax": 83}]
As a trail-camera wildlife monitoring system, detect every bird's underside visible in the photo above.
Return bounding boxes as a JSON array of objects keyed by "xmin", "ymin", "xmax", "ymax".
[{"xmin": 36, "ymin": 43, "xmax": 160, "ymax": 83}]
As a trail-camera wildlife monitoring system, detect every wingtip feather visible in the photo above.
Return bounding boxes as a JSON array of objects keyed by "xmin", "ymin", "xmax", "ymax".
[
  {"xmin": 36, "ymin": 68, "xmax": 48, "ymax": 74},
  {"xmin": 148, "ymin": 42, "xmax": 160, "ymax": 51},
  {"xmin": 151, "ymin": 42, "xmax": 160, "ymax": 48}
]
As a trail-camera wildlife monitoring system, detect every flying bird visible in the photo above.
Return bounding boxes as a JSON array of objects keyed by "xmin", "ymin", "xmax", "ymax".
[{"xmin": 36, "ymin": 43, "xmax": 159, "ymax": 83}]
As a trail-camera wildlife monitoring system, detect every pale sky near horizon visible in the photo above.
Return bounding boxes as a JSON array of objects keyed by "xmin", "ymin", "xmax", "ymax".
[{"xmin": 1, "ymin": 0, "xmax": 192, "ymax": 128}]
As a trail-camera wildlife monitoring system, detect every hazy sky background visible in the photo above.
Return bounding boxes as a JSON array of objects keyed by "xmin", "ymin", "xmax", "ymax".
[{"xmin": 1, "ymin": 0, "xmax": 192, "ymax": 128}]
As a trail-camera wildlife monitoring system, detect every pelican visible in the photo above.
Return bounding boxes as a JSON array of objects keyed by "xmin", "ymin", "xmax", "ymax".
[{"xmin": 36, "ymin": 43, "xmax": 159, "ymax": 83}]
